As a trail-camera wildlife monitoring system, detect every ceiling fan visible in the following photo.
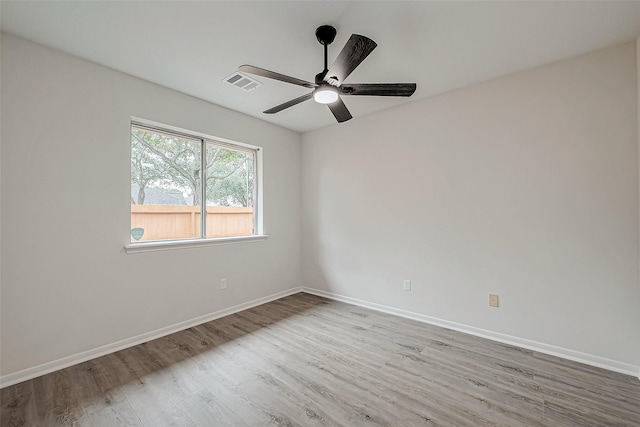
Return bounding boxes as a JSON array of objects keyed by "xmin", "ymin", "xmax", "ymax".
[{"xmin": 239, "ymin": 25, "xmax": 417, "ymax": 123}]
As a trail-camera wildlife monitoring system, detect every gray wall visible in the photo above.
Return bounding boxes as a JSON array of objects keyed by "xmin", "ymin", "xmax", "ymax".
[
  {"xmin": 0, "ymin": 34, "xmax": 302, "ymax": 377},
  {"xmin": 301, "ymin": 42, "xmax": 639, "ymax": 369}
]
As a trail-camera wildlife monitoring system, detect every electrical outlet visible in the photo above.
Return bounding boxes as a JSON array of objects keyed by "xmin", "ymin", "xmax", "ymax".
[
  {"xmin": 489, "ymin": 293, "xmax": 499, "ymax": 307},
  {"xmin": 220, "ymin": 278, "xmax": 227, "ymax": 289},
  {"xmin": 403, "ymin": 280, "xmax": 412, "ymax": 291}
]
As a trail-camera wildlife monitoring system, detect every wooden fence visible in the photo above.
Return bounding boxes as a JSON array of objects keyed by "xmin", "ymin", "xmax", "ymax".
[{"xmin": 131, "ymin": 204, "xmax": 253, "ymax": 241}]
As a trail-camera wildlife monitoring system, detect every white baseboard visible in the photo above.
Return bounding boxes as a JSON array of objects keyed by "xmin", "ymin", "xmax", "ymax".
[
  {"xmin": 301, "ymin": 287, "xmax": 640, "ymax": 379},
  {"xmin": 3, "ymin": 286, "xmax": 637, "ymax": 388},
  {"xmin": 0, "ymin": 287, "xmax": 303, "ymax": 389}
]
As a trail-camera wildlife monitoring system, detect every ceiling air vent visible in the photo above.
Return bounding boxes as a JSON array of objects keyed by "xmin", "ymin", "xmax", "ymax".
[{"xmin": 224, "ymin": 72, "xmax": 262, "ymax": 92}]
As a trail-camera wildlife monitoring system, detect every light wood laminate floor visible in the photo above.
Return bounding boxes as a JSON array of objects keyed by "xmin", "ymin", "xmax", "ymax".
[{"xmin": 2, "ymin": 292, "xmax": 639, "ymax": 426}]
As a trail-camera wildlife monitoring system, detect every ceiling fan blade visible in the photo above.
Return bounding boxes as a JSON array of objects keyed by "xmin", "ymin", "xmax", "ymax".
[
  {"xmin": 325, "ymin": 34, "xmax": 377, "ymax": 85},
  {"xmin": 327, "ymin": 97, "xmax": 353, "ymax": 123},
  {"xmin": 264, "ymin": 93, "xmax": 314, "ymax": 114},
  {"xmin": 340, "ymin": 83, "xmax": 417, "ymax": 97},
  {"xmin": 239, "ymin": 65, "xmax": 316, "ymax": 89}
]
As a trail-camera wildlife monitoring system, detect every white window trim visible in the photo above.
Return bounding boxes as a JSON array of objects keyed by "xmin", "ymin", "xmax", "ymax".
[
  {"xmin": 127, "ymin": 117, "xmax": 265, "ymax": 252},
  {"xmin": 125, "ymin": 235, "xmax": 268, "ymax": 254}
]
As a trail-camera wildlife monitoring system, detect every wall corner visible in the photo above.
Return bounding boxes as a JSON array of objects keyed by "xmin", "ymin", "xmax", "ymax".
[{"xmin": 637, "ymin": 35, "xmax": 640, "ymax": 371}]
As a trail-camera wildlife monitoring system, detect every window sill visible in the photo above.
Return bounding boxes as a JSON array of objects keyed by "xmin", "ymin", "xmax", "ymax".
[{"xmin": 125, "ymin": 235, "xmax": 268, "ymax": 254}]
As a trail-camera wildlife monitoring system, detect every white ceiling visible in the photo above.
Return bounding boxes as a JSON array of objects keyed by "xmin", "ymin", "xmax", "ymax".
[{"xmin": 2, "ymin": 1, "xmax": 640, "ymax": 133}]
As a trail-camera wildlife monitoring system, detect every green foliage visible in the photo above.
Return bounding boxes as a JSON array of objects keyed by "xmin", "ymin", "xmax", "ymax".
[
  {"xmin": 131, "ymin": 128, "xmax": 254, "ymax": 207},
  {"xmin": 206, "ymin": 146, "xmax": 254, "ymax": 207}
]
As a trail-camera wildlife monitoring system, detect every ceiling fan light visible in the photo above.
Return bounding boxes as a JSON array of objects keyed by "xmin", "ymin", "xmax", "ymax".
[{"xmin": 313, "ymin": 86, "xmax": 339, "ymax": 104}]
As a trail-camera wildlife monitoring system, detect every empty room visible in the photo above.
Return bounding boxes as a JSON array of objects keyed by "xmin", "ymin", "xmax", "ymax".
[{"xmin": 1, "ymin": 1, "xmax": 640, "ymax": 426}]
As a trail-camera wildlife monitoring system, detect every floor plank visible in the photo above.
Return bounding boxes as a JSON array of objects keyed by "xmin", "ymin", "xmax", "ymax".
[{"xmin": 2, "ymin": 292, "xmax": 639, "ymax": 426}]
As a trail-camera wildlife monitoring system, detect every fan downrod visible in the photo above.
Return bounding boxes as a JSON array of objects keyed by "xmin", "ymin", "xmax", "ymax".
[{"xmin": 315, "ymin": 25, "xmax": 337, "ymax": 84}]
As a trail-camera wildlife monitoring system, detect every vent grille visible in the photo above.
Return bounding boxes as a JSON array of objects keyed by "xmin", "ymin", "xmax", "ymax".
[{"xmin": 224, "ymin": 72, "xmax": 262, "ymax": 92}]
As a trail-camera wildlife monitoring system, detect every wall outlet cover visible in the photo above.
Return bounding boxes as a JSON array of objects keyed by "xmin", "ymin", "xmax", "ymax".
[{"xmin": 489, "ymin": 293, "xmax": 499, "ymax": 307}]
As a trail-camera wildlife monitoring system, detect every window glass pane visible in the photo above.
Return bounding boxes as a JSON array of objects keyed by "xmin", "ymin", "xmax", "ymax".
[
  {"xmin": 131, "ymin": 127, "xmax": 201, "ymax": 242},
  {"xmin": 205, "ymin": 143, "xmax": 255, "ymax": 237}
]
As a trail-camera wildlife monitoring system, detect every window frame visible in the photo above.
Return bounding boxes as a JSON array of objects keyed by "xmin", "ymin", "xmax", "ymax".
[{"xmin": 125, "ymin": 118, "xmax": 265, "ymax": 253}]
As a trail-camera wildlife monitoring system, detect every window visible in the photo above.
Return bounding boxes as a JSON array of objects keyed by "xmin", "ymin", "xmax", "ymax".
[{"xmin": 130, "ymin": 121, "xmax": 261, "ymax": 245}]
